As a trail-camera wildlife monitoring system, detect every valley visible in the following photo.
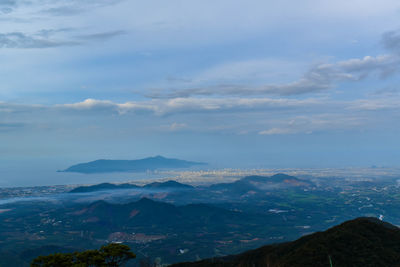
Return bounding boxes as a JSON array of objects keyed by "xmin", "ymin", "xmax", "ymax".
[{"xmin": 0, "ymin": 172, "xmax": 399, "ymax": 266}]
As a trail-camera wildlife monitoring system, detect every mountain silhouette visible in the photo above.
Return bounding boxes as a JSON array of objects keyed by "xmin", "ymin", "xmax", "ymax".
[
  {"xmin": 69, "ymin": 180, "xmax": 193, "ymax": 193},
  {"xmin": 60, "ymin": 155, "xmax": 206, "ymax": 173},
  {"xmin": 172, "ymin": 217, "xmax": 400, "ymax": 267}
]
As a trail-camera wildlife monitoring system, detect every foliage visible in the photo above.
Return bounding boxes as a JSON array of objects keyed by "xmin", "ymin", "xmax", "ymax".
[
  {"xmin": 100, "ymin": 243, "xmax": 136, "ymax": 267},
  {"xmin": 171, "ymin": 218, "xmax": 400, "ymax": 267},
  {"xmin": 31, "ymin": 243, "xmax": 135, "ymax": 267}
]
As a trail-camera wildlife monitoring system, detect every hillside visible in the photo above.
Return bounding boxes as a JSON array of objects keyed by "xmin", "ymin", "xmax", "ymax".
[
  {"xmin": 143, "ymin": 180, "xmax": 194, "ymax": 189},
  {"xmin": 69, "ymin": 180, "xmax": 192, "ymax": 193},
  {"xmin": 69, "ymin": 174, "xmax": 306, "ymax": 194},
  {"xmin": 69, "ymin": 182, "xmax": 140, "ymax": 193},
  {"xmin": 208, "ymin": 173, "xmax": 313, "ymax": 194},
  {"xmin": 64, "ymin": 198, "xmax": 267, "ymax": 237},
  {"xmin": 60, "ymin": 156, "xmax": 206, "ymax": 174},
  {"xmin": 172, "ymin": 217, "xmax": 400, "ymax": 267}
]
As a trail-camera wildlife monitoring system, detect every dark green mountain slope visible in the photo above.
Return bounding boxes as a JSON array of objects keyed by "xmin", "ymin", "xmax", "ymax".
[
  {"xmin": 143, "ymin": 180, "xmax": 193, "ymax": 189},
  {"xmin": 65, "ymin": 198, "xmax": 268, "ymax": 236},
  {"xmin": 69, "ymin": 182, "xmax": 140, "ymax": 193},
  {"xmin": 172, "ymin": 217, "xmax": 400, "ymax": 267}
]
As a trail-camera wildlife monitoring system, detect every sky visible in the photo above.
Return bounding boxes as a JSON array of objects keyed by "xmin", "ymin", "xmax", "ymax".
[{"xmin": 2, "ymin": 0, "xmax": 400, "ymax": 185}]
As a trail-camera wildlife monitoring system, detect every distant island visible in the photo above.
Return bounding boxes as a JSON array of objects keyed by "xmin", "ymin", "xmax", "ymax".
[{"xmin": 59, "ymin": 156, "xmax": 206, "ymax": 174}]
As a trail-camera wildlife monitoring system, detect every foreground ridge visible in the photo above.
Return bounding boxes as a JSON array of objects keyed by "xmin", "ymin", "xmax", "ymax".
[{"xmin": 171, "ymin": 217, "xmax": 400, "ymax": 267}]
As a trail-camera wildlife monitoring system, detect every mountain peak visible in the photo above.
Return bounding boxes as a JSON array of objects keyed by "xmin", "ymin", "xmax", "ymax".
[{"xmin": 144, "ymin": 180, "xmax": 193, "ymax": 189}]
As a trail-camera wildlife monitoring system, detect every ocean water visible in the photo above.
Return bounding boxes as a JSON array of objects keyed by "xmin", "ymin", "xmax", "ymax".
[{"xmin": 0, "ymin": 160, "xmax": 167, "ymax": 187}]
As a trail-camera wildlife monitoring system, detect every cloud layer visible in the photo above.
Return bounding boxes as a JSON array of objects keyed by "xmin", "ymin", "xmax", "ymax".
[
  {"xmin": 2, "ymin": 93, "xmax": 399, "ymax": 138},
  {"xmin": 1, "ymin": 1, "xmax": 400, "ymax": 170},
  {"xmin": 148, "ymin": 55, "xmax": 400, "ymax": 98}
]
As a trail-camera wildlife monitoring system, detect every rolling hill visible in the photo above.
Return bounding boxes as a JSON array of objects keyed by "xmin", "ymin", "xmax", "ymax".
[
  {"xmin": 64, "ymin": 197, "xmax": 267, "ymax": 236},
  {"xmin": 70, "ymin": 173, "xmax": 311, "ymax": 194},
  {"xmin": 208, "ymin": 173, "xmax": 314, "ymax": 193},
  {"xmin": 69, "ymin": 180, "xmax": 193, "ymax": 193}
]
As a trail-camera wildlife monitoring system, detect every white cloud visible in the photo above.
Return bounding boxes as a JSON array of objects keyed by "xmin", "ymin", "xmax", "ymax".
[
  {"xmin": 349, "ymin": 97, "xmax": 400, "ymax": 111},
  {"xmin": 148, "ymin": 54, "xmax": 400, "ymax": 98},
  {"xmin": 58, "ymin": 97, "xmax": 323, "ymax": 115},
  {"xmin": 259, "ymin": 128, "xmax": 297, "ymax": 135},
  {"xmin": 258, "ymin": 114, "xmax": 364, "ymax": 135},
  {"xmin": 61, "ymin": 98, "xmax": 116, "ymax": 109},
  {"xmin": 2, "ymin": 94, "xmax": 400, "ymax": 138}
]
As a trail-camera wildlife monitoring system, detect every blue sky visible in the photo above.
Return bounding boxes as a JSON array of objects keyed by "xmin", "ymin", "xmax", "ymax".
[{"xmin": 1, "ymin": 0, "xmax": 400, "ymax": 179}]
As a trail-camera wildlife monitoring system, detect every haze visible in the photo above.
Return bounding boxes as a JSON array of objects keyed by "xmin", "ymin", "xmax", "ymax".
[{"xmin": 1, "ymin": 0, "xmax": 400, "ymax": 186}]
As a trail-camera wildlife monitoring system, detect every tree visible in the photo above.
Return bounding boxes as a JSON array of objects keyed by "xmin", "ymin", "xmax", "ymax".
[
  {"xmin": 75, "ymin": 249, "xmax": 106, "ymax": 266},
  {"xmin": 31, "ymin": 243, "xmax": 136, "ymax": 267},
  {"xmin": 31, "ymin": 253, "xmax": 75, "ymax": 267},
  {"xmin": 100, "ymin": 243, "xmax": 136, "ymax": 267}
]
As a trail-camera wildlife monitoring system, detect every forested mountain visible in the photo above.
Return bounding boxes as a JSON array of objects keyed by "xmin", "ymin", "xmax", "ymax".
[{"xmin": 172, "ymin": 217, "xmax": 400, "ymax": 267}]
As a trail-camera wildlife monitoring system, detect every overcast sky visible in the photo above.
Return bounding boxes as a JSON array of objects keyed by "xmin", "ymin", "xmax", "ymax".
[{"xmin": 1, "ymin": 0, "xmax": 400, "ymax": 183}]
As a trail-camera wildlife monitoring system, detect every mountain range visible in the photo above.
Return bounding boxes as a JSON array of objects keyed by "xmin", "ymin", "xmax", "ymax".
[
  {"xmin": 69, "ymin": 173, "xmax": 312, "ymax": 194},
  {"xmin": 69, "ymin": 197, "xmax": 252, "ymax": 233},
  {"xmin": 208, "ymin": 173, "xmax": 313, "ymax": 193},
  {"xmin": 69, "ymin": 180, "xmax": 193, "ymax": 193}
]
